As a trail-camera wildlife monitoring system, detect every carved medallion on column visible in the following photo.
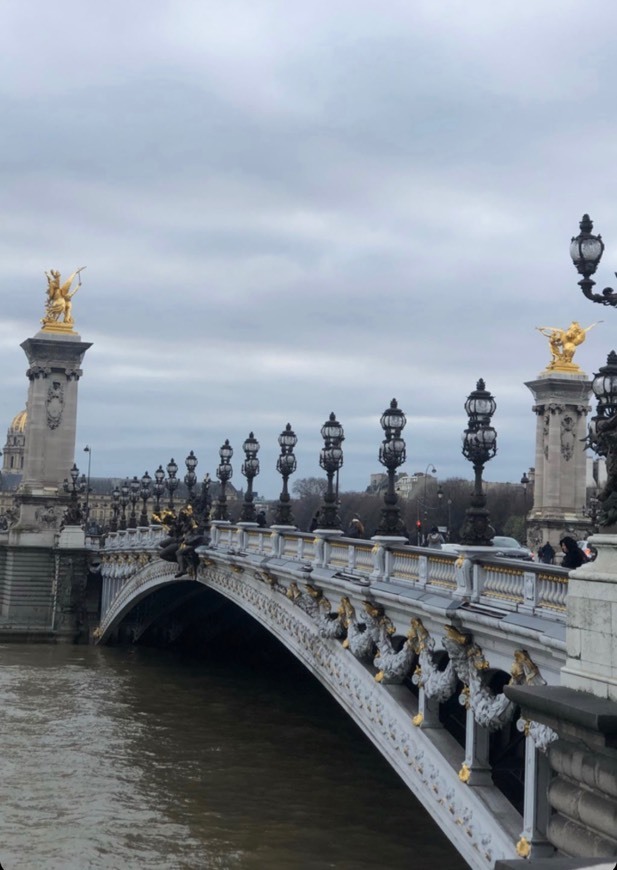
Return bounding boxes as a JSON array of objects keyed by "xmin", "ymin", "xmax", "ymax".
[{"xmin": 46, "ymin": 380, "xmax": 65, "ymax": 429}]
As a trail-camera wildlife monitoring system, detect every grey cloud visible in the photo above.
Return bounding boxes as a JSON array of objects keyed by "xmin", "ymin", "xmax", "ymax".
[{"xmin": 1, "ymin": 1, "xmax": 616, "ymax": 498}]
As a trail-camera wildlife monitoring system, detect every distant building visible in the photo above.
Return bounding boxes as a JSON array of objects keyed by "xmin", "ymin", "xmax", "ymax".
[
  {"xmin": 367, "ymin": 473, "xmax": 387, "ymax": 493},
  {"xmin": 394, "ymin": 473, "xmax": 415, "ymax": 498},
  {"xmin": 394, "ymin": 471, "xmax": 437, "ymax": 499},
  {"xmin": 2, "ymin": 409, "xmax": 26, "ymax": 473}
]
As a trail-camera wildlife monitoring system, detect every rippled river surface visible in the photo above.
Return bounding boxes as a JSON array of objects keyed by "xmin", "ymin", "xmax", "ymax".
[{"xmin": 0, "ymin": 643, "xmax": 467, "ymax": 869}]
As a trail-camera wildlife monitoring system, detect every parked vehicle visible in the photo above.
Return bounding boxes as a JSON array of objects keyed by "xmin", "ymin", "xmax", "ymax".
[{"xmin": 491, "ymin": 536, "xmax": 534, "ymax": 561}]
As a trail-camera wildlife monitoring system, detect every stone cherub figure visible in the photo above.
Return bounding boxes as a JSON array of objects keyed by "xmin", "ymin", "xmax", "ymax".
[
  {"xmin": 536, "ymin": 320, "xmax": 601, "ymax": 370},
  {"xmin": 42, "ymin": 267, "xmax": 86, "ymax": 329}
]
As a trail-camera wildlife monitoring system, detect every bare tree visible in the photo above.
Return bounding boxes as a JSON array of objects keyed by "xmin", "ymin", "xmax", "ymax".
[{"xmin": 292, "ymin": 477, "xmax": 328, "ymax": 498}]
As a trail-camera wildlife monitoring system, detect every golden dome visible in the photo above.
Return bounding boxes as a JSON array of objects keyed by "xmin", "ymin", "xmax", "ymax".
[{"xmin": 10, "ymin": 410, "xmax": 27, "ymax": 433}]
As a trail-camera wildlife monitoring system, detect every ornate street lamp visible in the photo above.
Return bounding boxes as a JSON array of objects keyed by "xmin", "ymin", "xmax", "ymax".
[
  {"xmin": 275, "ymin": 423, "xmax": 297, "ymax": 526},
  {"xmin": 153, "ymin": 465, "xmax": 165, "ymax": 517},
  {"xmin": 195, "ymin": 472, "xmax": 212, "ymax": 531},
  {"xmin": 240, "ymin": 432, "xmax": 260, "ymax": 523},
  {"xmin": 415, "ymin": 463, "xmax": 436, "ymax": 544},
  {"xmin": 375, "ymin": 399, "xmax": 407, "ymax": 537},
  {"xmin": 571, "ymin": 217, "xmax": 617, "ymax": 527},
  {"xmin": 165, "ymin": 458, "xmax": 179, "ymax": 510},
  {"xmin": 586, "ymin": 351, "xmax": 617, "ymax": 527},
  {"xmin": 318, "ymin": 412, "xmax": 345, "ymax": 530},
  {"xmin": 110, "ymin": 485, "xmax": 120, "ymax": 532},
  {"xmin": 184, "ymin": 450, "xmax": 198, "ymax": 503},
  {"xmin": 119, "ymin": 478, "xmax": 130, "ymax": 531},
  {"xmin": 62, "ymin": 462, "xmax": 87, "ymax": 526},
  {"xmin": 127, "ymin": 476, "xmax": 140, "ymax": 528},
  {"xmin": 139, "ymin": 471, "xmax": 152, "ymax": 526},
  {"xmin": 570, "ymin": 214, "xmax": 617, "ymax": 306},
  {"xmin": 520, "ymin": 472, "xmax": 530, "ymax": 512},
  {"xmin": 83, "ymin": 445, "xmax": 92, "ymax": 521},
  {"xmin": 214, "ymin": 440, "xmax": 233, "ymax": 521},
  {"xmin": 520, "ymin": 472, "xmax": 530, "ymax": 545},
  {"xmin": 459, "ymin": 379, "xmax": 497, "ymax": 546}
]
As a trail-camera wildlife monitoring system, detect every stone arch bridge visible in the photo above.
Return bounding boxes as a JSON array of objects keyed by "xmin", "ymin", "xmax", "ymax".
[{"xmin": 96, "ymin": 522, "xmax": 569, "ymax": 870}]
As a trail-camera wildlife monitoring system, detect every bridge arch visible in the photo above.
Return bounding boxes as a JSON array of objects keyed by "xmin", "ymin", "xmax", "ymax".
[{"xmin": 98, "ymin": 554, "xmax": 521, "ymax": 869}]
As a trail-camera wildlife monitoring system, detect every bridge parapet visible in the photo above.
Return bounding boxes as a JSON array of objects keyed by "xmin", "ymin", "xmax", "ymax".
[
  {"xmin": 100, "ymin": 524, "xmax": 569, "ymax": 625},
  {"xmin": 207, "ymin": 525, "xmax": 568, "ymax": 619}
]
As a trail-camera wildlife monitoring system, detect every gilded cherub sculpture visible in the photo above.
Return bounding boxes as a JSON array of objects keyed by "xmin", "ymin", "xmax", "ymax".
[
  {"xmin": 41, "ymin": 267, "xmax": 86, "ymax": 331},
  {"xmin": 536, "ymin": 320, "xmax": 600, "ymax": 372}
]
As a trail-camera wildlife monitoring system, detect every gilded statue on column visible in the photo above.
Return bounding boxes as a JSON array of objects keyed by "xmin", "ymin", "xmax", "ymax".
[
  {"xmin": 41, "ymin": 267, "xmax": 86, "ymax": 333},
  {"xmin": 536, "ymin": 320, "xmax": 600, "ymax": 372}
]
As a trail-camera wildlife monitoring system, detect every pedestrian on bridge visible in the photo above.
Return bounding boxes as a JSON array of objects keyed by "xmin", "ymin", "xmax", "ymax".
[
  {"xmin": 559, "ymin": 536, "xmax": 585, "ymax": 569},
  {"xmin": 426, "ymin": 526, "xmax": 445, "ymax": 549},
  {"xmin": 346, "ymin": 517, "xmax": 365, "ymax": 538},
  {"xmin": 538, "ymin": 541, "xmax": 555, "ymax": 564}
]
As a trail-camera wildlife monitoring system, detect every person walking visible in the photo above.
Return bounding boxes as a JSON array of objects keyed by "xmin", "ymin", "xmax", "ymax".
[
  {"xmin": 346, "ymin": 517, "xmax": 365, "ymax": 539},
  {"xmin": 538, "ymin": 541, "xmax": 555, "ymax": 564},
  {"xmin": 426, "ymin": 526, "xmax": 445, "ymax": 549}
]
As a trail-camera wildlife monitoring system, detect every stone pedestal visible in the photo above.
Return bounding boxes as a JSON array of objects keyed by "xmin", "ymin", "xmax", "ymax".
[
  {"xmin": 505, "ymin": 684, "xmax": 617, "ymax": 861},
  {"xmin": 561, "ymin": 533, "xmax": 617, "ymax": 702},
  {"xmin": 525, "ymin": 370, "xmax": 591, "ymax": 550},
  {"xmin": 13, "ymin": 330, "xmax": 91, "ymax": 536},
  {"xmin": 58, "ymin": 525, "xmax": 86, "ymax": 549},
  {"xmin": 0, "ymin": 321, "xmax": 91, "ymax": 631}
]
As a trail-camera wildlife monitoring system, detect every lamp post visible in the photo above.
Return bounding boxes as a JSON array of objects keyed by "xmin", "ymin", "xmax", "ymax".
[
  {"xmin": 83, "ymin": 445, "xmax": 92, "ymax": 521},
  {"xmin": 110, "ymin": 485, "xmax": 120, "ymax": 532},
  {"xmin": 375, "ymin": 399, "xmax": 407, "ymax": 537},
  {"xmin": 195, "ymin": 472, "xmax": 212, "ymax": 531},
  {"xmin": 570, "ymin": 218, "xmax": 617, "ymax": 528},
  {"xmin": 585, "ymin": 351, "xmax": 617, "ymax": 528},
  {"xmin": 184, "ymin": 450, "xmax": 198, "ymax": 503},
  {"xmin": 318, "ymin": 412, "xmax": 345, "ymax": 530},
  {"xmin": 139, "ymin": 472, "xmax": 152, "ymax": 526},
  {"xmin": 570, "ymin": 214, "xmax": 617, "ymax": 306},
  {"xmin": 521, "ymin": 472, "xmax": 530, "ymax": 508},
  {"xmin": 62, "ymin": 462, "xmax": 87, "ymax": 526},
  {"xmin": 447, "ymin": 497, "xmax": 453, "ymax": 537},
  {"xmin": 275, "ymin": 423, "xmax": 297, "ymax": 526},
  {"xmin": 460, "ymin": 379, "xmax": 497, "ymax": 546},
  {"xmin": 240, "ymin": 432, "xmax": 260, "ymax": 523},
  {"xmin": 153, "ymin": 465, "xmax": 165, "ymax": 517},
  {"xmin": 119, "ymin": 479, "xmax": 130, "ymax": 531},
  {"xmin": 214, "ymin": 440, "xmax": 233, "ymax": 521},
  {"xmin": 520, "ymin": 472, "xmax": 530, "ymax": 546},
  {"xmin": 127, "ymin": 476, "xmax": 140, "ymax": 528},
  {"xmin": 165, "ymin": 458, "xmax": 179, "ymax": 510},
  {"xmin": 416, "ymin": 464, "xmax": 436, "ymax": 544}
]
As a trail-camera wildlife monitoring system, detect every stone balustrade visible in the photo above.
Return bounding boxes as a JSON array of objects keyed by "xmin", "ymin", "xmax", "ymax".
[{"xmin": 100, "ymin": 523, "xmax": 569, "ymax": 622}]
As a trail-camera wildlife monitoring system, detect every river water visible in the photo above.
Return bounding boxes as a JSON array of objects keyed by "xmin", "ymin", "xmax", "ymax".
[{"xmin": 0, "ymin": 643, "xmax": 467, "ymax": 870}]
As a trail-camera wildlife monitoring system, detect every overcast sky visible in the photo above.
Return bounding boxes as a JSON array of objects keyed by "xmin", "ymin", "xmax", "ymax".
[{"xmin": 2, "ymin": 1, "xmax": 617, "ymax": 498}]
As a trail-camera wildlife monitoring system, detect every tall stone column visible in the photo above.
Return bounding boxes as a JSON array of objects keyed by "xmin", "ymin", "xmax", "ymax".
[
  {"xmin": 525, "ymin": 371, "xmax": 591, "ymax": 550},
  {"xmin": 12, "ymin": 332, "xmax": 91, "ymax": 543},
  {"xmin": 0, "ymin": 270, "xmax": 92, "ymax": 630},
  {"xmin": 11, "ymin": 274, "xmax": 92, "ymax": 545}
]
